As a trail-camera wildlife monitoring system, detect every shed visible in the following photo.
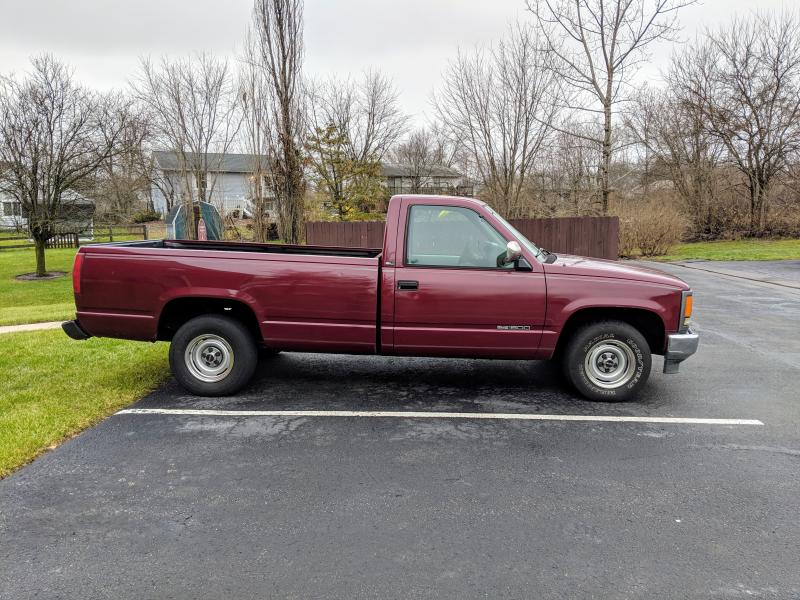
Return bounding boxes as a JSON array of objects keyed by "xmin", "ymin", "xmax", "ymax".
[{"xmin": 165, "ymin": 201, "xmax": 223, "ymax": 240}]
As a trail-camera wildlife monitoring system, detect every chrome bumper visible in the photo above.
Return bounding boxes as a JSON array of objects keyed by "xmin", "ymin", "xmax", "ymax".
[{"xmin": 663, "ymin": 330, "xmax": 699, "ymax": 374}]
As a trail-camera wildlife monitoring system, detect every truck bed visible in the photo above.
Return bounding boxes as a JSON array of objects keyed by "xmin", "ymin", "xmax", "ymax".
[{"xmin": 75, "ymin": 238, "xmax": 383, "ymax": 352}]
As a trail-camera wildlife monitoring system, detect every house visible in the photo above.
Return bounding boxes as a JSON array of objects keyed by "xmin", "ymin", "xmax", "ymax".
[
  {"xmin": 0, "ymin": 190, "xmax": 95, "ymax": 234},
  {"xmin": 151, "ymin": 151, "xmax": 275, "ymax": 218},
  {"xmin": 0, "ymin": 194, "xmax": 23, "ymax": 230},
  {"xmin": 149, "ymin": 151, "xmax": 473, "ymax": 220},
  {"xmin": 381, "ymin": 163, "xmax": 473, "ymax": 197}
]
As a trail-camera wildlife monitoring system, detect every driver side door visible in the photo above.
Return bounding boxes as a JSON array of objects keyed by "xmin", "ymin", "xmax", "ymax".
[{"xmin": 392, "ymin": 201, "xmax": 547, "ymax": 358}]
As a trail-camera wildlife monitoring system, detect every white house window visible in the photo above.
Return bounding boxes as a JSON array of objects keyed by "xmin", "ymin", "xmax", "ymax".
[{"xmin": 2, "ymin": 201, "xmax": 22, "ymax": 217}]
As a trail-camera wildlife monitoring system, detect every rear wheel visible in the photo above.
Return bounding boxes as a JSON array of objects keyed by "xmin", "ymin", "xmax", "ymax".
[
  {"xmin": 169, "ymin": 315, "xmax": 258, "ymax": 396},
  {"xmin": 562, "ymin": 320, "xmax": 651, "ymax": 402}
]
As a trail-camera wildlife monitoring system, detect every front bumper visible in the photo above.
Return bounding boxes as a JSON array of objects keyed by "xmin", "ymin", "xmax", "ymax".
[
  {"xmin": 62, "ymin": 320, "xmax": 91, "ymax": 340},
  {"xmin": 663, "ymin": 330, "xmax": 699, "ymax": 374}
]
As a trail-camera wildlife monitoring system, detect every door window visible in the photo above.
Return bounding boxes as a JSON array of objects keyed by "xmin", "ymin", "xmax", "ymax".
[{"xmin": 405, "ymin": 205, "xmax": 511, "ymax": 268}]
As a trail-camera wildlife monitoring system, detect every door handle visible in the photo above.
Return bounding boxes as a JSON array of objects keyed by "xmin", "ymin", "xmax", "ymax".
[{"xmin": 397, "ymin": 280, "xmax": 419, "ymax": 291}]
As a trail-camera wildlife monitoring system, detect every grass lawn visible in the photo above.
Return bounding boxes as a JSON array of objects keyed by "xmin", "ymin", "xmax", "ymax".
[
  {"xmin": 0, "ymin": 329, "xmax": 169, "ymax": 478},
  {"xmin": 653, "ymin": 238, "xmax": 800, "ymax": 262},
  {"xmin": 0, "ymin": 247, "xmax": 77, "ymax": 326}
]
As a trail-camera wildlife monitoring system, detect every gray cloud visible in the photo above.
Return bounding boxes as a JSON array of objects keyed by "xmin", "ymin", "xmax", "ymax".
[{"xmin": 0, "ymin": 0, "xmax": 788, "ymax": 122}]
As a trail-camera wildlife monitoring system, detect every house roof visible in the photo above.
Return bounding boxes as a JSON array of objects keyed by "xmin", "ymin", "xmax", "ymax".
[
  {"xmin": 153, "ymin": 151, "xmax": 270, "ymax": 174},
  {"xmin": 61, "ymin": 190, "xmax": 95, "ymax": 206},
  {"xmin": 380, "ymin": 163, "xmax": 463, "ymax": 178},
  {"xmin": 0, "ymin": 189, "xmax": 94, "ymax": 206},
  {"xmin": 153, "ymin": 151, "xmax": 464, "ymax": 180}
]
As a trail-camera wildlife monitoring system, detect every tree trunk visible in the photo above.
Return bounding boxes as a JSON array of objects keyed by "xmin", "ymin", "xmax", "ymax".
[
  {"xmin": 275, "ymin": 147, "xmax": 304, "ymax": 244},
  {"xmin": 600, "ymin": 101, "xmax": 613, "ymax": 215},
  {"xmin": 252, "ymin": 176, "xmax": 268, "ymax": 243},
  {"xmin": 748, "ymin": 177, "xmax": 766, "ymax": 235},
  {"xmin": 180, "ymin": 170, "xmax": 196, "ymax": 240},
  {"xmin": 34, "ymin": 237, "xmax": 47, "ymax": 277}
]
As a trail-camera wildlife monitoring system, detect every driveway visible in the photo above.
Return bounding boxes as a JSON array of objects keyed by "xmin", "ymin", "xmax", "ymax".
[{"xmin": 2, "ymin": 262, "xmax": 799, "ymax": 599}]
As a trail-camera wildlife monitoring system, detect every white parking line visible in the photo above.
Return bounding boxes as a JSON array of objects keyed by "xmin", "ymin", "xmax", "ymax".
[{"xmin": 116, "ymin": 408, "xmax": 764, "ymax": 426}]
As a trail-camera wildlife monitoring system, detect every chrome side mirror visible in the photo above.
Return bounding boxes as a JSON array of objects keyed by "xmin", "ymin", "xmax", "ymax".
[{"xmin": 503, "ymin": 240, "xmax": 522, "ymax": 265}]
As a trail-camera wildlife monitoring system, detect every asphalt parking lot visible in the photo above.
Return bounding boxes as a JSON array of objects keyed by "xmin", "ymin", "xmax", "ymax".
[{"xmin": 2, "ymin": 261, "xmax": 799, "ymax": 599}]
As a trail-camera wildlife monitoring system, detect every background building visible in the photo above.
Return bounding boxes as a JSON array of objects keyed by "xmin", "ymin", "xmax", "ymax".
[{"xmin": 151, "ymin": 151, "xmax": 275, "ymax": 218}]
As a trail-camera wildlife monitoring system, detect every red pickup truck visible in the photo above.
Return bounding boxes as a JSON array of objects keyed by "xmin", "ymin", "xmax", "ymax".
[{"xmin": 63, "ymin": 195, "xmax": 698, "ymax": 401}]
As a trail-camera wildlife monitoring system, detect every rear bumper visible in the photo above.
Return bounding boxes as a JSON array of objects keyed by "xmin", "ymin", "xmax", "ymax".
[
  {"xmin": 62, "ymin": 320, "xmax": 91, "ymax": 340},
  {"xmin": 663, "ymin": 330, "xmax": 699, "ymax": 374}
]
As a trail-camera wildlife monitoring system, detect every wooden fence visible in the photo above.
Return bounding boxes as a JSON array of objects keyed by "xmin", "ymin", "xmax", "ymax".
[
  {"xmin": 507, "ymin": 216, "xmax": 619, "ymax": 260},
  {"xmin": 305, "ymin": 221, "xmax": 387, "ymax": 250},
  {"xmin": 46, "ymin": 233, "xmax": 81, "ymax": 249},
  {"xmin": 0, "ymin": 224, "xmax": 150, "ymax": 251},
  {"xmin": 305, "ymin": 216, "xmax": 620, "ymax": 260}
]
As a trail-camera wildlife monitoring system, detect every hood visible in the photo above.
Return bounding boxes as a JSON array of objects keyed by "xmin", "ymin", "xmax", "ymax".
[{"xmin": 543, "ymin": 254, "xmax": 690, "ymax": 290}]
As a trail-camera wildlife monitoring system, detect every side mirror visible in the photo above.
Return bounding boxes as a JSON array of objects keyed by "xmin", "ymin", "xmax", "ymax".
[{"xmin": 502, "ymin": 240, "xmax": 523, "ymax": 265}]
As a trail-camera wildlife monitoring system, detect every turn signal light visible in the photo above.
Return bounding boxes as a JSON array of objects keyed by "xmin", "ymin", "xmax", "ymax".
[{"xmin": 682, "ymin": 292, "xmax": 693, "ymax": 329}]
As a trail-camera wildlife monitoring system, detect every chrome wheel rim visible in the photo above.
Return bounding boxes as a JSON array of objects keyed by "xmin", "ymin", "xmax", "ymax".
[
  {"xmin": 584, "ymin": 340, "xmax": 637, "ymax": 389},
  {"xmin": 184, "ymin": 334, "xmax": 234, "ymax": 383}
]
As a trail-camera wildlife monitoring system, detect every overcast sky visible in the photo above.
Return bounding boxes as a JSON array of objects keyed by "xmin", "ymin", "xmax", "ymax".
[{"xmin": 0, "ymin": 0, "xmax": 790, "ymax": 125}]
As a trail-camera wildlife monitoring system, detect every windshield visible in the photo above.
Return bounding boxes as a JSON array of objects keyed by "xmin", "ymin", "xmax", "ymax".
[{"xmin": 483, "ymin": 206, "xmax": 544, "ymax": 261}]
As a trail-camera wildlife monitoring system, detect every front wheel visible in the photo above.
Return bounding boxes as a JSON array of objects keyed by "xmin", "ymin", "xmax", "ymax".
[
  {"xmin": 563, "ymin": 320, "xmax": 651, "ymax": 402},
  {"xmin": 169, "ymin": 315, "xmax": 258, "ymax": 396}
]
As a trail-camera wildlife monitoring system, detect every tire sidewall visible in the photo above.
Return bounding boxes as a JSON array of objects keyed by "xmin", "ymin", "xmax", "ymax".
[
  {"xmin": 169, "ymin": 315, "xmax": 257, "ymax": 396},
  {"xmin": 566, "ymin": 322, "xmax": 651, "ymax": 402}
]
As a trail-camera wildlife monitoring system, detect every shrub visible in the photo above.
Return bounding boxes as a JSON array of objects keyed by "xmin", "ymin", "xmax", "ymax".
[
  {"xmin": 615, "ymin": 198, "xmax": 686, "ymax": 257},
  {"xmin": 131, "ymin": 209, "xmax": 161, "ymax": 224},
  {"xmin": 617, "ymin": 211, "xmax": 639, "ymax": 258}
]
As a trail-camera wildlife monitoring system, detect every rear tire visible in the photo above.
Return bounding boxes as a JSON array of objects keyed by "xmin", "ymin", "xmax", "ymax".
[
  {"xmin": 169, "ymin": 315, "xmax": 258, "ymax": 396},
  {"xmin": 562, "ymin": 320, "xmax": 651, "ymax": 402}
]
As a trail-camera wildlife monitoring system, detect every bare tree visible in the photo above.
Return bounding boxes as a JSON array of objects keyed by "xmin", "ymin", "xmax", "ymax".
[
  {"xmin": 95, "ymin": 99, "xmax": 153, "ymax": 218},
  {"xmin": 672, "ymin": 11, "xmax": 800, "ymax": 233},
  {"xmin": 253, "ymin": 0, "xmax": 306, "ymax": 243},
  {"xmin": 0, "ymin": 55, "xmax": 129, "ymax": 276},
  {"xmin": 542, "ymin": 124, "xmax": 604, "ymax": 215},
  {"xmin": 348, "ymin": 70, "xmax": 409, "ymax": 163},
  {"xmin": 528, "ymin": 0, "xmax": 697, "ymax": 214},
  {"xmin": 627, "ymin": 86, "xmax": 724, "ymax": 236},
  {"xmin": 434, "ymin": 25, "xmax": 559, "ymax": 217},
  {"xmin": 390, "ymin": 127, "xmax": 461, "ymax": 194},
  {"xmin": 390, "ymin": 128, "xmax": 436, "ymax": 193},
  {"xmin": 306, "ymin": 70, "xmax": 406, "ymax": 213},
  {"xmin": 426, "ymin": 123, "xmax": 460, "ymax": 169},
  {"xmin": 240, "ymin": 29, "xmax": 274, "ymax": 242},
  {"xmin": 309, "ymin": 71, "xmax": 408, "ymax": 161},
  {"xmin": 133, "ymin": 53, "xmax": 239, "ymax": 238}
]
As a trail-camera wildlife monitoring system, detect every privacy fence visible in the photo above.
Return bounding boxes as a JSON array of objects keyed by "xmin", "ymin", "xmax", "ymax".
[{"xmin": 305, "ymin": 216, "xmax": 620, "ymax": 260}]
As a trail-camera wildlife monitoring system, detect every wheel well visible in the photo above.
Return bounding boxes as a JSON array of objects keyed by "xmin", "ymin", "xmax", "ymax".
[
  {"xmin": 157, "ymin": 297, "xmax": 262, "ymax": 342},
  {"xmin": 554, "ymin": 307, "xmax": 666, "ymax": 358}
]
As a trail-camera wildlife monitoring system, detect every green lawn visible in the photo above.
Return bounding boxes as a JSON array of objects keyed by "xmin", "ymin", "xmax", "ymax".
[
  {"xmin": 653, "ymin": 238, "xmax": 800, "ymax": 262},
  {"xmin": 0, "ymin": 329, "xmax": 169, "ymax": 478},
  {"xmin": 0, "ymin": 247, "xmax": 77, "ymax": 326}
]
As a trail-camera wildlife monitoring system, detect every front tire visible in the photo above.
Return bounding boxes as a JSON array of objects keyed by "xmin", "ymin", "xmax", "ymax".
[
  {"xmin": 563, "ymin": 320, "xmax": 651, "ymax": 402},
  {"xmin": 169, "ymin": 315, "xmax": 258, "ymax": 396}
]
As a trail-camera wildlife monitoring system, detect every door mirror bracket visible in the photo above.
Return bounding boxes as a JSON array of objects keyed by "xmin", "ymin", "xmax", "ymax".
[
  {"xmin": 501, "ymin": 240, "xmax": 522, "ymax": 265},
  {"xmin": 514, "ymin": 257, "xmax": 533, "ymax": 272}
]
